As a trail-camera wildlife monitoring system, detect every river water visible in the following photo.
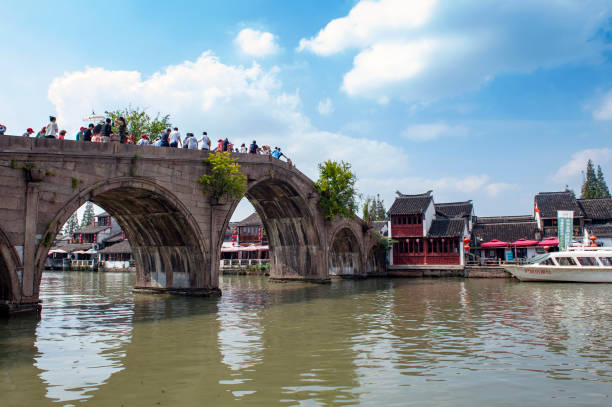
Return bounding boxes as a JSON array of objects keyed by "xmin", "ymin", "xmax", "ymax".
[{"xmin": 1, "ymin": 272, "xmax": 611, "ymax": 406}]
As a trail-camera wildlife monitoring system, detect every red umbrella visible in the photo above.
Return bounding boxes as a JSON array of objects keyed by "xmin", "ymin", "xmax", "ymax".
[
  {"xmin": 481, "ymin": 239, "xmax": 509, "ymax": 248},
  {"xmin": 538, "ymin": 237, "xmax": 559, "ymax": 247},
  {"xmin": 510, "ymin": 238, "xmax": 540, "ymax": 247}
]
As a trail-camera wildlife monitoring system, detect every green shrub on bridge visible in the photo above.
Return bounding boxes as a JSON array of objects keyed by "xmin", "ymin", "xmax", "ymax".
[
  {"xmin": 199, "ymin": 151, "xmax": 247, "ymax": 203},
  {"xmin": 315, "ymin": 160, "xmax": 357, "ymax": 220}
]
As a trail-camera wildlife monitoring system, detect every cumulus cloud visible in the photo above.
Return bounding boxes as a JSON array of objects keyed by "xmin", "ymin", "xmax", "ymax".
[
  {"xmin": 317, "ymin": 97, "xmax": 334, "ymax": 115},
  {"xmin": 553, "ymin": 148, "xmax": 612, "ymax": 182},
  {"xmin": 594, "ymin": 91, "xmax": 612, "ymax": 120},
  {"xmin": 234, "ymin": 28, "xmax": 280, "ymax": 57},
  {"xmin": 299, "ymin": 0, "xmax": 612, "ymax": 103},
  {"xmin": 401, "ymin": 122, "xmax": 468, "ymax": 142}
]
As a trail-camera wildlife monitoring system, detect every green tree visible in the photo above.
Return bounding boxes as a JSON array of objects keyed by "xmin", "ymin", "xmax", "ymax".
[
  {"xmin": 105, "ymin": 106, "xmax": 171, "ymax": 143},
  {"xmin": 63, "ymin": 212, "xmax": 80, "ymax": 236},
  {"xmin": 315, "ymin": 160, "xmax": 358, "ymax": 220},
  {"xmin": 199, "ymin": 151, "xmax": 247, "ymax": 202},
  {"xmin": 581, "ymin": 159, "xmax": 598, "ymax": 199},
  {"xmin": 81, "ymin": 202, "xmax": 95, "ymax": 227},
  {"xmin": 596, "ymin": 165, "xmax": 611, "ymax": 198},
  {"xmin": 361, "ymin": 194, "xmax": 387, "ymax": 222}
]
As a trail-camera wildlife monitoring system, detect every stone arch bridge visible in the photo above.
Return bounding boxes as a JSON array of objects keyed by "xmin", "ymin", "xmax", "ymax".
[{"xmin": 0, "ymin": 137, "xmax": 385, "ymax": 315}]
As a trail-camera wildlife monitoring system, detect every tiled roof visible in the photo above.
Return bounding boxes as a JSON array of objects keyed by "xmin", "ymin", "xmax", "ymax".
[
  {"xmin": 234, "ymin": 212, "xmax": 262, "ymax": 226},
  {"xmin": 73, "ymin": 225, "xmax": 109, "ymax": 234},
  {"xmin": 534, "ymin": 191, "xmax": 583, "ymax": 218},
  {"xmin": 577, "ymin": 198, "xmax": 612, "ymax": 221},
  {"xmin": 427, "ymin": 219, "xmax": 465, "ymax": 237},
  {"xmin": 435, "ymin": 201, "xmax": 473, "ymax": 218},
  {"xmin": 585, "ymin": 223, "xmax": 612, "ymax": 238},
  {"xmin": 50, "ymin": 243, "xmax": 93, "ymax": 253},
  {"xmin": 104, "ymin": 233, "xmax": 124, "ymax": 243},
  {"xmin": 96, "ymin": 212, "xmax": 110, "ymax": 218},
  {"xmin": 371, "ymin": 221, "xmax": 388, "ymax": 235},
  {"xmin": 473, "ymin": 216, "xmax": 538, "ymax": 244},
  {"xmin": 388, "ymin": 191, "xmax": 433, "ymax": 215},
  {"xmin": 98, "ymin": 240, "xmax": 132, "ymax": 254}
]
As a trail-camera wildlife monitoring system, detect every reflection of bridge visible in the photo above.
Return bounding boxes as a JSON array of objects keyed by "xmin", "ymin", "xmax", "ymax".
[{"xmin": 0, "ymin": 137, "xmax": 385, "ymax": 314}]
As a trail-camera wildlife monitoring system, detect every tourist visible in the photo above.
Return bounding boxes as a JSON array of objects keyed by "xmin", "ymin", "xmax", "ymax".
[
  {"xmin": 182, "ymin": 133, "xmax": 190, "ymax": 149},
  {"xmin": 154, "ymin": 138, "xmax": 162, "ymax": 147},
  {"xmin": 187, "ymin": 133, "xmax": 198, "ymax": 150},
  {"xmin": 100, "ymin": 118, "xmax": 112, "ymax": 142},
  {"xmin": 249, "ymin": 140, "xmax": 258, "ymax": 154},
  {"xmin": 200, "ymin": 131, "xmax": 211, "ymax": 150},
  {"xmin": 0, "ymin": 124, "xmax": 6, "ymax": 135},
  {"xmin": 93, "ymin": 121, "xmax": 103, "ymax": 141},
  {"xmin": 45, "ymin": 116, "xmax": 58, "ymax": 138},
  {"xmin": 58, "ymin": 130, "xmax": 67, "ymax": 140},
  {"xmin": 222, "ymin": 137, "xmax": 230, "ymax": 152},
  {"xmin": 137, "ymin": 134, "xmax": 149, "ymax": 146},
  {"xmin": 22, "ymin": 128, "xmax": 34, "ymax": 137},
  {"xmin": 239, "ymin": 143, "xmax": 247, "ymax": 153},
  {"xmin": 214, "ymin": 138, "xmax": 223, "ymax": 152},
  {"xmin": 83, "ymin": 124, "xmax": 93, "ymax": 142},
  {"xmin": 117, "ymin": 117, "xmax": 128, "ymax": 144},
  {"xmin": 75, "ymin": 127, "xmax": 85, "ymax": 141},
  {"xmin": 169, "ymin": 127, "xmax": 182, "ymax": 148},
  {"xmin": 271, "ymin": 146, "xmax": 285, "ymax": 159},
  {"xmin": 36, "ymin": 127, "xmax": 46, "ymax": 138},
  {"xmin": 160, "ymin": 128, "xmax": 170, "ymax": 147}
]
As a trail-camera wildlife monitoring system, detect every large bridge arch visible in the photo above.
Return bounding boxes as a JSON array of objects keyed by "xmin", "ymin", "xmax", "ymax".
[
  {"xmin": 33, "ymin": 177, "xmax": 213, "ymax": 296},
  {"xmin": 221, "ymin": 173, "xmax": 327, "ymax": 281},
  {"xmin": 328, "ymin": 223, "xmax": 365, "ymax": 277}
]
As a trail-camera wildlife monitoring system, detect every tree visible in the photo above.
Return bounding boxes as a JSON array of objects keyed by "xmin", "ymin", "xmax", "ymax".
[
  {"xmin": 81, "ymin": 202, "xmax": 95, "ymax": 227},
  {"xmin": 581, "ymin": 159, "xmax": 598, "ymax": 199},
  {"xmin": 199, "ymin": 151, "xmax": 247, "ymax": 202},
  {"xmin": 314, "ymin": 160, "xmax": 358, "ymax": 220},
  {"xmin": 105, "ymin": 106, "xmax": 171, "ymax": 143},
  {"xmin": 596, "ymin": 165, "xmax": 611, "ymax": 198},
  {"xmin": 63, "ymin": 212, "xmax": 80, "ymax": 236},
  {"xmin": 362, "ymin": 194, "xmax": 387, "ymax": 222}
]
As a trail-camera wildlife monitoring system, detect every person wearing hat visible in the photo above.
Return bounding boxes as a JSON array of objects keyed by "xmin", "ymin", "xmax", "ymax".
[
  {"xmin": 45, "ymin": 116, "xmax": 59, "ymax": 138},
  {"xmin": 200, "ymin": 131, "xmax": 210, "ymax": 150},
  {"xmin": 75, "ymin": 126, "xmax": 86, "ymax": 141},
  {"xmin": 22, "ymin": 128, "xmax": 34, "ymax": 137}
]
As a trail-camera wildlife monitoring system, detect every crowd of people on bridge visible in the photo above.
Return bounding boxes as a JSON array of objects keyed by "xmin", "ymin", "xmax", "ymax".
[{"xmin": 1, "ymin": 116, "xmax": 289, "ymax": 162}]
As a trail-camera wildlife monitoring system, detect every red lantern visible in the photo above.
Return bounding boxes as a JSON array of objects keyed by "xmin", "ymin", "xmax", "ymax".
[
  {"xmin": 544, "ymin": 246, "xmax": 550, "ymax": 252},
  {"xmin": 463, "ymin": 237, "xmax": 470, "ymax": 244},
  {"xmin": 258, "ymin": 228, "xmax": 262, "ymax": 241},
  {"xmin": 589, "ymin": 235, "xmax": 597, "ymax": 242},
  {"xmin": 591, "ymin": 243, "xmax": 597, "ymax": 247},
  {"xmin": 463, "ymin": 244, "xmax": 470, "ymax": 251}
]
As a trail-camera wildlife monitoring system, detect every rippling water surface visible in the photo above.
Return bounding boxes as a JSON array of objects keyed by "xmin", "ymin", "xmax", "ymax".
[{"xmin": 1, "ymin": 272, "xmax": 611, "ymax": 406}]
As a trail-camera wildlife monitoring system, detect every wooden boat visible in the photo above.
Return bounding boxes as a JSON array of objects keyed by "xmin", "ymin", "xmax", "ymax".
[{"xmin": 504, "ymin": 247, "xmax": 612, "ymax": 282}]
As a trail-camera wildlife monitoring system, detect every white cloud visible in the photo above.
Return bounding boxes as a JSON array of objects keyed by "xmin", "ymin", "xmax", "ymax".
[
  {"xmin": 485, "ymin": 182, "xmax": 518, "ymax": 197},
  {"xmin": 234, "ymin": 28, "xmax": 280, "ymax": 57},
  {"xmin": 317, "ymin": 97, "xmax": 334, "ymax": 115},
  {"xmin": 594, "ymin": 91, "xmax": 612, "ymax": 120},
  {"xmin": 553, "ymin": 148, "xmax": 612, "ymax": 183},
  {"xmin": 300, "ymin": 0, "xmax": 612, "ymax": 103},
  {"xmin": 401, "ymin": 122, "xmax": 467, "ymax": 142}
]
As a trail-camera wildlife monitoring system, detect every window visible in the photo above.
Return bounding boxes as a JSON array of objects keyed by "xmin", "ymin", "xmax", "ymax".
[
  {"xmin": 417, "ymin": 215, "xmax": 422, "ymax": 224},
  {"xmin": 428, "ymin": 240, "xmax": 432, "ymax": 253},
  {"xmin": 541, "ymin": 258, "xmax": 555, "ymax": 266},
  {"xmin": 392, "ymin": 217, "xmax": 397, "ymax": 225},
  {"xmin": 599, "ymin": 257, "xmax": 612, "ymax": 266},
  {"xmin": 577, "ymin": 257, "xmax": 597, "ymax": 266},
  {"xmin": 419, "ymin": 240, "xmax": 424, "ymax": 253},
  {"xmin": 543, "ymin": 219, "xmax": 553, "ymax": 227},
  {"xmin": 557, "ymin": 257, "xmax": 577, "ymax": 266}
]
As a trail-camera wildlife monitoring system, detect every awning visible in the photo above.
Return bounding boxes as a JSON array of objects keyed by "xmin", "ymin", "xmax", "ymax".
[
  {"xmin": 72, "ymin": 250, "xmax": 88, "ymax": 254},
  {"xmin": 480, "ymin": 239, "xmax": 509, "ymax": 248},
  {"xmin": 221, "ymin": 245, "xmax": 269, "ymax": 253},
  {"xmin": 85, "ymin": 248, "xmax": 98, "ymax": 254},
  {"xmin": 538, "ymin": 237, "xmax": 559, "ymax": 247},
  {"xmin": 510, "ymin": 238, "xmax": 540, "ymax": 247},
  {"xmin": 48, "ymin": 249, "xmax": 67, "ymax": 254}
]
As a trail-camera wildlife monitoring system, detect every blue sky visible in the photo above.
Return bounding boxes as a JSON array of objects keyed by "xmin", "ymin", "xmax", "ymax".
[{"xmin": 2, "ymin": 0, "xmax": 612, "ymax": 220}]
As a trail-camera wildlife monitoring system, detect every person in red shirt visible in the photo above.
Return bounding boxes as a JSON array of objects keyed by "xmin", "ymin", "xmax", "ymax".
[{"xmin": 58, "ymin": 130, "xmax": 67, "ymax": 140}]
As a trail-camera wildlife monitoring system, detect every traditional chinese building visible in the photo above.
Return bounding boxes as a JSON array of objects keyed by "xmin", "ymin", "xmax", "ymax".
[
  {"xmin": 71, "ymin": 212, "xmax": 122, "ymax": 245},
  {"xmin": 388, "ymin": 191, "xmax": 472, "ymax": 267}
]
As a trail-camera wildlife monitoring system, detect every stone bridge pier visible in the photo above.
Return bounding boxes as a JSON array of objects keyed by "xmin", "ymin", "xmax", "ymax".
[{"xmin": 0, "ymin": 137, "xmax": 385, "ymax": 316}]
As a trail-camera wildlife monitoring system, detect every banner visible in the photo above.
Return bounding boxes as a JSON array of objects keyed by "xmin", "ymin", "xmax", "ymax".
[{"xmin": 557, "ymin": 210, "xmax": 573, "ymax": 251}]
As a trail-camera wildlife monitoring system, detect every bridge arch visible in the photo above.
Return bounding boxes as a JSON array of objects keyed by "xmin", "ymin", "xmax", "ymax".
[
  {"xmin": 34, "ymin": 177, "xmax": 212, "ymax": 295},
  {"xmin": 328, "ymin": 225, "xmax": 364, "ymax": 277},
  {"xmin": 0, "ymin": 227, "xmax": 20, "ymax": 303},
  {"xmin": 222, "ymin": 173, "xmax": 326, "ymax": 280}
]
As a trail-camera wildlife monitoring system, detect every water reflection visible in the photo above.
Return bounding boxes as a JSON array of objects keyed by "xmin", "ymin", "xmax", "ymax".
[{"xmin": 0, "ymin": 274, "xmax": 610, "ymax": 406}]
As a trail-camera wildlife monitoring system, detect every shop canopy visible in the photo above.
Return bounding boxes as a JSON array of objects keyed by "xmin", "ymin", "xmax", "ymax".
[
  {"xmin": 538, "ymin": 237, "xmax": 559, "ymax": 247},
  {"xmin": 480, "ymin": 239, "xmax": 509, "ymax": 248},
  {"xmin": 510, "ymin": 238, "xmax": 540, "ymax": 247},
  {"xmin": 48, "ymin": 249, "xmax": 67, "ymax": 254}
]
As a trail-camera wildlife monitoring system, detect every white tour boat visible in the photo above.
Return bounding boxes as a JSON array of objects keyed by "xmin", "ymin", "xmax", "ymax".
[{"xmin": 504, "ymin": 247, "xmax": 612, "ymax": 282}]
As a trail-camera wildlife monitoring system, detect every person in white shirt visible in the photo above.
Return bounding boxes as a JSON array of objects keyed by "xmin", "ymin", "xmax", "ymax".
[
  {"xmin": 200, "ymin": 131, "xmax": 211, "ymax": 150},
  {"xmin": 137, "ymin": 134, "xmax": 149, "ymax": 145},
  {"xmin": 187, "ymin": 133, "xmax": 198, "ymax": 149},
  {"xmin": 169, "ymin": 127, "xmax": 182, "ymax": 148},
  {"xmin": 45, "ymin": 116, "xmax": 59, "ymax": 139}
]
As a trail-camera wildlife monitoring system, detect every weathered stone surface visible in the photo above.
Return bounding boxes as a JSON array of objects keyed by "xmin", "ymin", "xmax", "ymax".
[{"xmin": 0, "ymin": 137, "xmax": 383, "ymax": 314}]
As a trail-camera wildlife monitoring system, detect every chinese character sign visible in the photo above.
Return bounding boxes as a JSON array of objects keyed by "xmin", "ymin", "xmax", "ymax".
[{"xmin": 557, "ymin": 210, "xmax": 573, "ymax": 251}]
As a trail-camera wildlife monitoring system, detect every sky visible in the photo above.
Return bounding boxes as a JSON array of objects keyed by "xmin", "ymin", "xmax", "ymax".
[{"xmin": 2, "ymin": 0, "xmax": 612, "ymax": 221}]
